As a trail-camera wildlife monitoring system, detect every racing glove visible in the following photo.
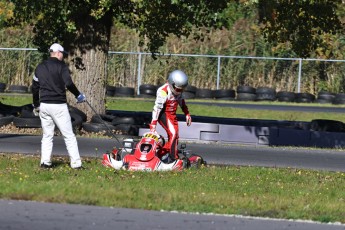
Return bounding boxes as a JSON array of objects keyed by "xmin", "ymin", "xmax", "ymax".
[
  {"xmin": 33, "ymin": 107, "xmax": 40, "ymax": 116},
  {"xmin": 150, "ymin": 120, "xmax": 157, "ymax": 133},
  {"xmin": 186, "ymin": 114, "xmax": 192, "ymax": 126},
  {"xmin": 77, "ymin": 93, "xmax": 86, "ymax": 103}
]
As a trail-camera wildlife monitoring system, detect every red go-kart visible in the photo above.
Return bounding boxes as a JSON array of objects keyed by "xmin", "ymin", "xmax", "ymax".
[{"xmin": 102, "ymin": 131, "xmax": 206, "ymax": 171}]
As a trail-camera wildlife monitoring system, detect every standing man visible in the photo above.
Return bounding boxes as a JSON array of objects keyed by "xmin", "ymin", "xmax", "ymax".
[
  {"xmin": 32, "ymin": 43, "xmax": 86, "ymax": 169},
  {"xmin": 149, "ymin": 70, "xmax": 192, "ymax": 162}
]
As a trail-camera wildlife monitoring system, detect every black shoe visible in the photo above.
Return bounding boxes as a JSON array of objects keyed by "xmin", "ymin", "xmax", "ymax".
[{"xmin": 40, "ymin": 163, "xmax": 53, "ymax": 169}]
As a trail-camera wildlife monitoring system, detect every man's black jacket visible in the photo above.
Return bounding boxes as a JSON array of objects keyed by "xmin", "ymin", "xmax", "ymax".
[{"xmin": 32, "ymin": 57, "xmax": 80, "ymax": 107}]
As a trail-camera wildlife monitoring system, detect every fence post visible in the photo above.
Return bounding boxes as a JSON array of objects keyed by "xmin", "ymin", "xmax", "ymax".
[
  {"xmin": 217, "ymin": 56, "xmax": 221, "ymax": 90},
  {"xmin": 137, "ymin": 52, "xmax": 142, "ymax": 95},
  {"xmin": 297, "ymin": 58, "xmax": 302, "ymax": 93}
]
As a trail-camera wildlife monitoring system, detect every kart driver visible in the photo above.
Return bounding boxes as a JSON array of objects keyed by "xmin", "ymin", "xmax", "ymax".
[{"xmin": 149, "ymin": 70, "xmax": 192, "ymax": 162}]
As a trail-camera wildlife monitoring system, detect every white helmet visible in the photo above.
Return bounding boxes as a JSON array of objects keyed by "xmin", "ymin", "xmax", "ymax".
[{"xmin": 167, "ymin": 70, "xmax": 188, "ymax": 95}]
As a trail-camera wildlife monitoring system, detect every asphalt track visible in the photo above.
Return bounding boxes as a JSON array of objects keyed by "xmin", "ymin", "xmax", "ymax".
[{"xmin": 1, "ymin": 134, "xmax": 345, "ymax": 230}]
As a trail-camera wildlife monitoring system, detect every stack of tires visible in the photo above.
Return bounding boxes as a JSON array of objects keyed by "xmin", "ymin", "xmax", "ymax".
[
  {"xmin": 255, "ymin": 87, "xmax": 276, "ymax": 101},
  {"xmin": 0, "ymin": 83, "xmax": 6, "ymax": 93},
  {"xmin": 315, "ymin": 91, "xmax": 335, "ymax": 104},
  {"xmin": 114, "ymin": 86, "xmax": 135, "ymax": 97},
  {"xmin": 332, "ymin": 93, "xmax": 345, "ymax": 105},
  {"xmin": 295, "ymin": 93, "xmax": 315, "ymax": 103},
  {"xmin": 276, "ymin": 91, "xmax": 295, "ymax": 102},
  {"xmin": 138, "ymin": 84, "xmax": 157, "ymax": 98},
  {"xmin": 212, "ymin": 89, "xmax": 236, "ymax": 100},
  {"xmin": 236, "ymin": 85, "xmax": 256, "ymax": 101}
]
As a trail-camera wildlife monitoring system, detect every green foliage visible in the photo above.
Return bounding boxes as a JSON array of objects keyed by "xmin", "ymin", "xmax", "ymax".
[
  {"xmin": 0, "ymin": 0, "xmax": 14, "ymax": 28},
  {"xmin": 260, "ymin": 0, "xmax": 343, "ymax": 58}
]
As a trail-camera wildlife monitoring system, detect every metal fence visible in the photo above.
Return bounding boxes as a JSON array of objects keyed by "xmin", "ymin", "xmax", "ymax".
[{"xmin": 2, "ymin": 47, "xmax": 345, "ymax": 94}]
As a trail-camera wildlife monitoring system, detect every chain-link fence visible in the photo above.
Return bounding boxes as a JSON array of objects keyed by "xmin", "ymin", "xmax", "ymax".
[{"xmin": 2, "ymin": 48, "xmax": 345, "ymax": 95}]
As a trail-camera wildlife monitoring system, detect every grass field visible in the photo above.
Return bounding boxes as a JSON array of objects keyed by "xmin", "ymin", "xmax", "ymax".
[
  {"xmin": 0, "ymin": 154, "xmax": 344, "ymax": 223},
  {"xmin": 1, "ymin": 94, "xmax": 345, "ymax": 224}
]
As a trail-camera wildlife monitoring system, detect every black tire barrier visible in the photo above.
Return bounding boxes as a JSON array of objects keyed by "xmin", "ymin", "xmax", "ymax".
[
  {"xmin": 256, "ymin": 87, "xmax": 276, "ymax": 95},
  {"xmin": 139, "ymin": 84, "xmax": 157, "ymax": 91},
  {"xmin": 332, "ymin": 93, "xmax": 345, "ymax": 105},
  {"xmin": 13, "ymin": 117, "xmax": 41, "ymax": 128},
  {"xmin": 310, "ymin": 119, "xmax": 345, "ymax": 132},
  {"xmin": 139, "ymin": 89, "xmax": 157, "ymax": 97},
  {"xmin": 70, "ymin": 112, "xmax": 84, "ymax": 131},
  {"xmin": 183, "ymin": 91, "xmax": 196, "ymax": 99},
  {"xmin": 0, "ymin": 115, "xmax": 14, "ymax": 127},
  {"xmin": 137, "ymin": 94, "xmax": 156, "ymax": 98},
  {"xmin": 7, "ymin": 85, "xmax": 28, "ymax": 93},
  {"xmin": 20, "ymin": 104, "xmax": 36, "ymax": 118},
  {"xmin": 317, "ymin": 91, "xmax": 334, "ymax": 103},
  {"xmin": 112, "ymin": 116, "xmax": 136, "ymax": 125},
  {"xmin": 0, "ymin": 103, "xmax": 21, "ymax": 116},
  {"xmin": 314, "ymin": 98, "xmax": 332, "ymax": 104},
  {"xmin": 236, "ymin": 92, "xmax": 256, "ymax": 101},
  {"xmin": 295, "ymin": 93, "xmax": 315, "ymax": 103},
  {"xmin": 185, "ymin": 85, "xmax": 197, "ymax": 94},
  {"xmin": 82, "ymin": 122, "xmax": 115, "ymax": 133},
  {"xmin": 90, "ymin": 114, "xmax": 116, "ymax": 127},
  {"xmin": 212, "ymin": 89, "xmax": 236, "ymax": 99},
  {"xmin": 255, "ymin": 87, "xmax": 276, "ymax": 101},
  {"xmin": 195, "ymin": 88, "xmax": 213, "ymax": 99},
  {"xmin": 69, "ymin": 106, "xmax": 87, "ymax": 122},
  {"xmin": 114, "ymin": 124, "xmax": 140, "ymax": 136},
  {"xmin": 277, "ymin": 91, "xmax": 295, "ymax": 102},
  {"xmin": 114, "ymin": 87, "xmax": 135, "ymax": 97},
  {"xmin": 236, "ymin": 85, "xmax": 256, "ymax": 94},
  {"xmin": 106, "ymin": 85, "xmax": 116, "ymax": 97},
  {"xmin": 0, "ymin": 82, "xmax": 6, "ymax": 93}
]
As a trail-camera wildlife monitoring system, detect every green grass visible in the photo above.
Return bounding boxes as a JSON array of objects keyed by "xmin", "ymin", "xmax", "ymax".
[{"xmin": 0, "ymin": 153, "xmax": 344, "ymax": 223}]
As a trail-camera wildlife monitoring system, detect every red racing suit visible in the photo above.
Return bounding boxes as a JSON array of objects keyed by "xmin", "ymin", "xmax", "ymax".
[{"xmin": 151, "ymin": 83, "xmax": 189, "ymax": 160}]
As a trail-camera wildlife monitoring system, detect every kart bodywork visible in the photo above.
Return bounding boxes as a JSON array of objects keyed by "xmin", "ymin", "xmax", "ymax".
[{"xmin": 102, "ymin": 132, "xmax": 206, "ymax": 171}]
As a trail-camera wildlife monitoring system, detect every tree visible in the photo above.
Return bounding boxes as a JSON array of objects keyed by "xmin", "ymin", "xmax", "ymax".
[
  {"xmin": 8, "ymin": 0, "xmax": 229, "ymax": 118},
  {"xmin": 258, "ymin": 0, "xmax": 343, "ymax": 58}
]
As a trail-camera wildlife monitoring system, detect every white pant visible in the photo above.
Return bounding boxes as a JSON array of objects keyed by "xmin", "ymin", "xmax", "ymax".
[{"xmin": 39, "ymin": 103, "xmax": 82, "ymax": 168}]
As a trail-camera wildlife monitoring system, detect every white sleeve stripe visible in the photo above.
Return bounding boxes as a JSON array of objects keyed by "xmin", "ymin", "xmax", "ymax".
[{"xmin": 33, "ymin": 75, "xmax": 39, "ymax": 82}]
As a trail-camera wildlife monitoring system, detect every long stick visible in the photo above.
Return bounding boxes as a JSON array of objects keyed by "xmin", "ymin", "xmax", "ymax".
[{"xmin": 85, "ymin": 100, "xmax": 124, "ymax": 150}]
